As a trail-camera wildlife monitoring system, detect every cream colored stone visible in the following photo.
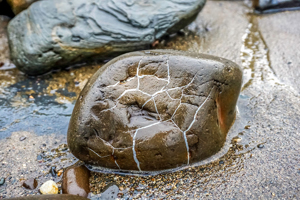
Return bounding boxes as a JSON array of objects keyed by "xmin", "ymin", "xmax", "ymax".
[{"xmin": 39, "ymin": 180, "xmax": 58, "ymax": 194}]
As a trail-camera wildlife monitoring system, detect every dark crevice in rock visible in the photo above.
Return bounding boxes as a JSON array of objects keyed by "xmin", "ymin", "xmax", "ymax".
[{"xmin": 0, "ymin": 0, "xmax": 15, "ymax": 18}]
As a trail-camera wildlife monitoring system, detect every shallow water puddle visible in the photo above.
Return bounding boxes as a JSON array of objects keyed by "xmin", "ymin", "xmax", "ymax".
[
  {"xmin": 0, "ymin": 65, "xmax": 102, "ymax": 139},
  {"xmin": 240, "ymin": 15, "xmax": 277, "ymax": 92}
]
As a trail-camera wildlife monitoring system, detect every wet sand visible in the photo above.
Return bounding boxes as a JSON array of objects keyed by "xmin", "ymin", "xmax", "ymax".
[{"xmin": 0, "ymin": 1, "xmax": 300, "ymax": 199}]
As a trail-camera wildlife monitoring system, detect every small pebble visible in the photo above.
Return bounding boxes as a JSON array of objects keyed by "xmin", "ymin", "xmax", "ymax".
[
  {"xmin": 244, "ymin": 125, "xmax": 251, "ymax": 129},
  {"xmin": 50, "ymin": 166, "xmax": 57, "ymax": 177},
  {"xmin": 19, "ymin": 136, "xmax": 26, "ymax": 141},
  {"xmin": 238, "ymin": 132, "xmax": 244, "ymax": 135},
  {"xmin": 29, "ymin": 95, "xmax": 35, "ymax": 101},
  {"xmin": 23, "ymin": 178, "xmax": 38, "ymax": 190},
  {"xmin": 57, "ymin": 170, "xmax": 63, "ymax": 177},
  {"xmin": 232, "ymin": 136, "xmax": 242, "ymax": 143},
  {"xmin": 257, "ymin": 144, "xmax": 264, "ymax": 148},
  {"xmin": 40, "ymin": 180, "xmax": 58, "ymax": 194},
  {"xmin": 177, "ymin": 30, "xmax": 186, "ymax": 36},
  {"xmin": 37, "ymin": 155, "xmax": 43, "ymax": 160},
  {"xmin": 219, "ymin": 160, "xmax": 225, "ymax": 165},
  {"xmin": 0, "ymin": 178, "xmax": 5, "ymax": 186},
  {"xmin": 62, "ymin": 165, "xmax": 90, "ymax": 197}
]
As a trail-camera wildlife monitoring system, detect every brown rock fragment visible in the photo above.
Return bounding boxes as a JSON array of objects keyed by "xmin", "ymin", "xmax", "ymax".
[
  {"xmin": 22, "ymin": 178, "xmax": 38, "ymax": 190},
  {"xmin": 62, "ymin": 165, "xmax": 90, "ymax": 197}
]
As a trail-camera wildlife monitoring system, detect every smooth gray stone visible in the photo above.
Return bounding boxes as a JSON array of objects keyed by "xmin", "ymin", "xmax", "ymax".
[{"xmin": 7, "ymin": 0, "xmax": 206, "ymax": 75}]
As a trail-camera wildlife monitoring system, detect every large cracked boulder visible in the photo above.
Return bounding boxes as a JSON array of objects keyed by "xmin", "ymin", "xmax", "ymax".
[
  {"xmin": 67, "ymin": 50, "xmax": 242, "ymax": 172},
  {"xmin": 7, "ymin": 0, "xmax": 206, "ymax": 75}
]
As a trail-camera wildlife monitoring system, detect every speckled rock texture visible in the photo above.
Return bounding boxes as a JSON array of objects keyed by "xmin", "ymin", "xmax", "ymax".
[
  {"xmin": 7, "ymin": 0, "xmax": 39, "ymax": 14},
  {"xmin": 7, "ymin": 0, "xmax": 206, "ymax": 75},
  {"xmin": 67, "ymin": 50, "xmax": 242, "ymax": 172}
]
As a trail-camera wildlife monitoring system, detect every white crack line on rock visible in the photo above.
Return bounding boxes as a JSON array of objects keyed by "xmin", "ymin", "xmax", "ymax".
[
  {"xmin": 182, "ymin": 88, "xmax": 213, "ymax": 164},
  {"xmin": 100, "ymin": 104, "xmax": 117, "ymax": 113},
  {"xmin": 132, "ymin": 121, "xmax": 161, "ymax": 171},
  {"xmin": 133, "ymin": 58, "xmax": 201, "ymax": 168},
  {"xmin": 141, "ymin": 58, "xmax": 181, "ymax": 110},
  {"xmin": 168, "ymin": 75, "xmax": 201, "ymax": 164},
  {"xmin": 107, "ymin": 81, "xmax": 120, "ymax": 88},
  {"xmin": 171, "ymin": 75, "xmax": 197, "ymax": 120},
  {"xmin": 97, "ymin": 57, "xmax": 213, "ymax": 170},
  {"xmin": 88, "ymin": 142, "xmax": 131, "ymax": 169},
  {"xmin": 93, "ymin": 131, "xmax": 132, "ymax": 169},
  {"xmin": 87, "ymin": 147, "xmax": 110, "ymax": 159},
  {"xmin": 88, "ymin": 146, "xmax": 120, "ymax": 169},
  {"xmin": 115, "ymin": 160, "xmax": 121, "ymax": 169}
]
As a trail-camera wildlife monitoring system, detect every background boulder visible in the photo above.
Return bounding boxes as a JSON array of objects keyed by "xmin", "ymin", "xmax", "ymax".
[{"xmin": 8, "ymin": 0, "xmax": 206, "ymax": 75}]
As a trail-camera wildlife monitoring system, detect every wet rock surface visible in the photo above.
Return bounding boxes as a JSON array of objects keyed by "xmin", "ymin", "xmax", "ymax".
[
  {"xmin": 68, "ymin": 50, "xmax": 242, "ymax": 171},
  {"xmin": 0, "ymin": 0, "xmax": 300, "ymax": 199},
  {"xmin": 62, "ymin": 165, "xmax": 90, "ymax": 197},
  {"xmin": 8, "ymin": 0, "xmax": 206, "ymax": 75},
  {"xmin": 7, "ymin": 0, "xmax": 39, "ymax": 14}
]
